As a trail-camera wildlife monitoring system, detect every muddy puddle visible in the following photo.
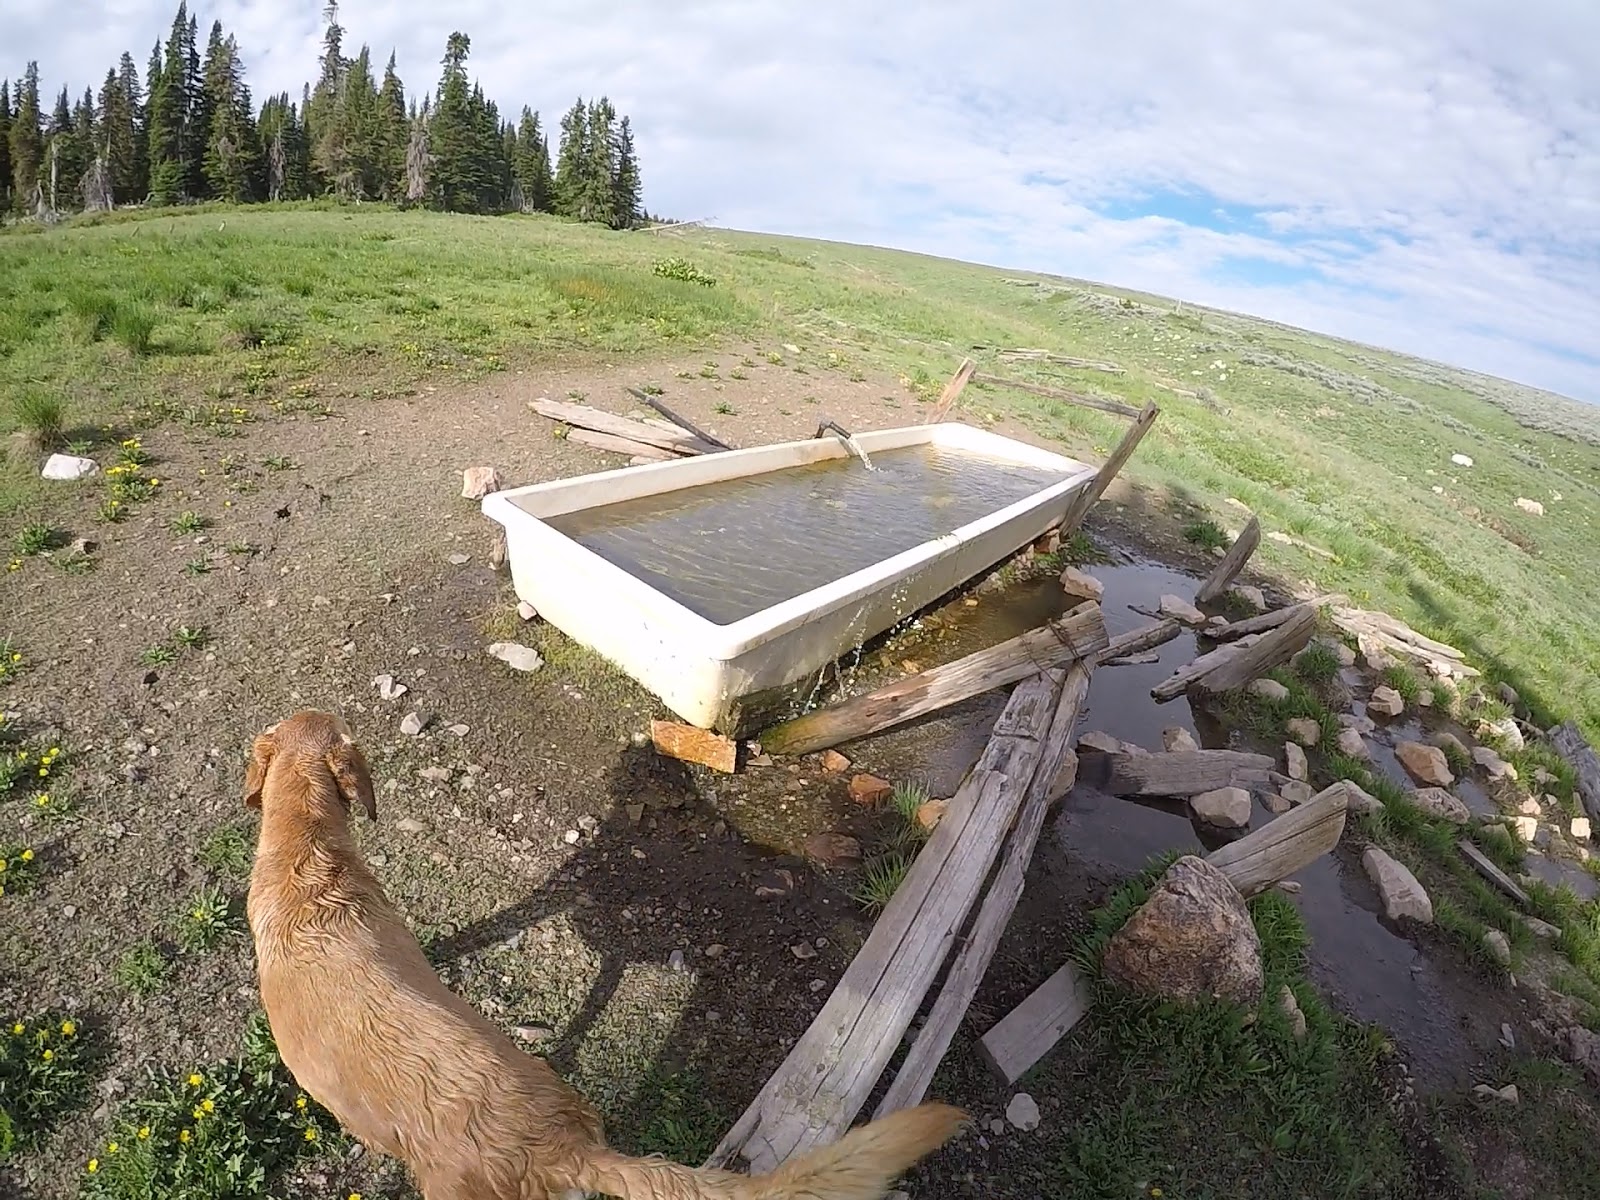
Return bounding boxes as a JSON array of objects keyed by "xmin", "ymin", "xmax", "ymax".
[{"xmin": 1363, "ymin": 717, "xmax": 1497, "ymax": 819}]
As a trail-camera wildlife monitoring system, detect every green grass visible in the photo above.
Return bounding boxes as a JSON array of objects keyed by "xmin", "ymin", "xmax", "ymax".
[
  {"xmin": 176, "ymin": 885, "xmax": 244, "ymax": 953},
  {"xmin": 0, "ymin": 638, "xmax": 25, "ymax": 686},
  {"xmin": 0, "ymin": 1013, "xmax": 94, "ymax": 1159},
  {"xmin": 853, "ymin": 854, "xmax": 910, "ymax": 915},
  {"xmin": 12, "ymin": 389, "xmax": 67, "ymax": 448},
  {"xmin": 197, "ymin": 825, "xmax": 253, "ymax": 876},
  {"xmin": 14, "ymin": 523, "xmax": 56, "ymax": 557},
  {"xmin": 108, "ymin": 303, "xmax": 157, "ymax": 356},
  {"xmin": 168, "ymin": 511, "xmax": 208, "ymax": 534},
  {"xmin": 1181, "ymin": 518, "xmax": 1229, "ymax": 550},
  {"xmin": 0, "ymin": 842, "xmax": 43, "ymax": 896},
  {"xmin": 115, "ymin": 940, "xmax": 170, "ymax": 997},
  {"xmin": 1292, "ymin": 641, "xmax": 1342, "ymax": 685},
  {"xmin": 139, "ymin": 645, "xmax": 176, "ymax": 666},
  {"xmin": 1379, "ymin": 662, "xmax": 1423, "ymax": 704}
]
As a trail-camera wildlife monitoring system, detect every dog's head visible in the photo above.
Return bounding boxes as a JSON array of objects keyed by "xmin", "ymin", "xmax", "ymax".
[{"xmin": 243, "ymin": 710, "xmax": 377, "ymax": 823}]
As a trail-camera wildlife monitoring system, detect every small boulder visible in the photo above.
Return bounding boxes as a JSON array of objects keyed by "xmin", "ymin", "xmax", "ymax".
[
  {"xmin": 1482, "ymin": 715, "xmax": 1525, "ymax": 751},
  {"xmin": 1248, "ymin": 678, "xmax": 1290, "ymax": 703},
  {"xmin": 803, "ymin": 832, "xmax": 862, "ymax": 866},
  {"xmin": 1159, "ymin": 594, "xmax": 1207, "ymax": 626},
  {"xmin": 1512, "ymin": 815, "xmax": 1539, "ymax": 842},
  {"xmin": 1342, "ymin": 779, "xmax": 1383, "ymax": 815},
  {"xmin": 461, "ymin": 466, "xmax": 504, "ymax": 500},
  {"xmin": 1395, "ymin": 741, "xmax": 1453, "ymax": 787},
  {"xmin": 1415, "ymin": 688, "xmax": 1434, "ymax": 708},
  {"xmin": 1367, "ymin": 686, "xmax": 1405, "ymax": 718},
  {"xmin": 819, "ymin": 749, "xmax": 852, "ymax": 774},
  {"xmin": 1362, "ymin": 846, "xmax": 1433, "ymax": 923},
  {"xmin": 1340, "ymin": 711, "xmax": 1377, "ymax": 734},
  {"xmin": 1483, "ymin": 929, "xmax": 1512, "ymax": 967},
  {"xmin": 1429, "ymin": 730, "xmax": 1469, "ymax": 757},
  {"xmin": 1524, "ymin": 916, "xmax": 1562, "ymax": 940},
  {"xmin": 847, "ymin": 773, "xmax": 893, "ymax": 806},
  {"xmin": 1451, "ymin": 453, "xmax": 1474, "ymax": 467},
  {"xmin": 1280, "ymin": 779, "xmax": 1315, "ymax": 806},
  {"xmin": 1279, "ymin": 985, "xmax": 1308, "ymax": 1042},
  {"xmin": 1059, "ymin": 567, "xmax": 1104, "ymax": 602},
  {"xmin": 1410, "ymin": 786, "xmax": 1470, "ymax": 824},
  {"xmin": 1190, "ymin": 786, "xmax": 1251, "ymax": 829},
  {"xmin": 1518, "ymin": 796, "xmax": 1542, "ymax": 816},
  {"xmin": 1286, "ymin": 718, "xmax": 1322, "ymax": 748},
  {"xmin": 1078, "ymin": 730, "xmax": 1122, "ymax": 755},
  {"xmin": 487, "ymin": 642, "xmax": 545, "ymax": 673},
  {"xmin": 1332, "ymin": 641, "xmax": 1358, "ymax": 668},
  {"xmin": 1497, "ymin": 682, "xmax": 1520, "ymax": 708},
  {"xmin": 1573, "ymin": 817, "xmax": 1592, "ymax": 841},
  {"xmin": 40, "ymin": 453, "xmax": 100, "ymax": 480},
  {"xmin": 399, "ymin": 712, "xmax": 427, "ymax": 737},
  {"xmin": 517, "ymin": 601, "xmax": 538, "ymax": 621},
  {"xmin": 1162, "ymin": 727, "xmax": 1199, "ymax": 753},
  {"xmin": 1101, "ymin": 856, "xmax": 1263, "ymax": 1006},
  {"xmin": 372, "ymin": 673, "xmax": 409, "ymax": 702},
  {"xmin": 916, "ymin": 799, "xmax": 948, "ymax": 832},
  {"xmin": 1285, "ymin": 742, "xmax": 1308, "ymax": 782},
  {"xmin": 1335, "ymin": 728, "xmax": 1370, "ymax": 759},
  {"xmin": 1263, "ymin": 792, "xmax": 1292, "ymax": 815},
  {"xmin": 1472, "ymin": 745, "xmax": 1516, "ymax": 780},
  {"xmin": 1230, "ymin": 585, "xmax": 1267, "ymax": 613},
  {"xmin": 1514, "ymin": 497, "xmax": 1544, "ymax": 517},
  {"xmin": 1005, "ymin": 1093, "xmax": 1041, "ymax": 1132}
]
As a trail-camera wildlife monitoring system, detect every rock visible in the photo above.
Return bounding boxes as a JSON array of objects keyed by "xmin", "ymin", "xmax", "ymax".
[
  {"xmin": 1362, "ymin": 846, "xmax": 1433, "ymax": 923},
  {"xmin": 418, "ymin": 766, "xmax": 451, "ymax": 783},
  {"xmin": 803, "ymin": 832, "xmax": 862, "ymax": 866},
  {"xmin": 517, "ymin": 601, "xmax": 538, "ymax": 621},
  {"xmin": 461, "ymin": 466, "xmax": 504, "ymax": 500},
  {"xmin": 1472, "ymin": 745, "xmax": 1516, "ymax": 780},
  {"xmin": 514, "ymin": 1024, "xmax": 554, "ymax": 1044},
  {"xmin": 1395, "ymin": 741, "xmax": 1453, "ymax": 787},
  {"xmin": 1280, "ymin": 779, "xmax": 1315, "ymax": 806},
  {"xmin": 1429, "ymin": 730, "xmax": 1469, "ymax": 757},
  {"xmin": 704, "ymin": 943, "xmax": 726, "ymax": 959},
  {"xmin": 1248, "ymin": 678, "xmax": 1290, "ymax": 703},
  {"xmin": 367, "ymin": 852, "xmax": 388, "ymax": 867},
  {"xmin": 1005, "ymin": 1093, "xmax": 1041, "ymax": 1132},
  {"xmin": 1078, "ymin": 730, "xmax": 1122, "ymax": 755},
  {"xmin": 1276, "ymin": 880, "xmax": 1302, "ymax": 894},
  {"xmin": 487, "ymin": 642, "xmax": 544, "ymax": 673},
  {"xmin": 1500, "ymin": 1022, "xmax": 1516, "ymax": 1051},
  {"xmin": 1519, "ymin": 796, "xmax": 1542, "ymax": 816},
  {"xmin": 1190, "ymin": 786, "xmax": 1251, "ymax": 829},
  {"xmin": 916, "ymin": 799, "xmax": 948, "ymax": 831},
  {"xmin": 372, "ymin": 674, "xmax": 409, "ymax": 701},
  {"xmin": 1415, "ymin": 688, "xmax": 1434, "ymax": 708},
  {"xmin": 1451, "ymin": 453, "xmax": 1474, "ymax": 467},
  {"xmin": 1524, "ymin": 916, "xmax": 1562, "ymax": 940},
  {"xmin": 1207, "ymin": 615, "xmax": 1229, "ymax": 630},
  {"xmin": 1059, "ymin": 567, "xmax": 1104, "ymax": 601},
  {"xmin": 1159, "ymin": 594, "xmax": 1207, "ymax": 626},
  {"xmin": 820, "ymin": 750, "xmax": 852, "ymax": 774},
  {"xmin": 1263, "ymin": 792, "xmax": 1292, "ymax": 815},
  {"xmin": 1336, "ymin": 728, "xmax": 1370, "ymax": 759},
  {"xmin": 399, "ymin": 712, "xmax": 427, "ymax": 737},
  {"xmin": 447, "ymin": 552, "xmax": 471, "ymax": 566},
  {"xmin": 1512, "ymin": 815, "xmax": 1539, "ymax": 842},
  {"xmin": 490, "ymin": 534, "xmax": 508, "ymax": 568},
  {"xmin": 667, "ymin": 949, "xmax": 687, "ymax": 972},
  {"xmin": 1332, "ymin": 641, "xmax": 1358, "ymax": 668},
  {"xmin": 1286, "ymin": 718, "xmax": 1322, "ymax": 748},
  {"xmin": 1342, "ymin": 780, "xmax": 1383, "ymax": 815},
  {"xmin": 1497, "ymin": 682, "xmax": 1520, "ymax": 708},
  {"xmin": 1367, "ymin": 686, "xmax": 1405, "ymax": 718},
  {"xmin": 1340, "ymin": 711, "xmax": 1377, "ymax": 734},
  {"xmin": 1409, "ymin": 786, "xmax": 1470, "ymax": 824},
  {"xmin": 1483, "ymin": 715, "xmax": 1525, "ymax": 751},
  {"xmin": 1101, "ymin": 855, "xmax": 1263, "ymax": 1006},
  {"xmin": 448, "ymin": 723, "xmax": 469, "ymax": 737},
  {"xmin": 1473, "ymin": 1082, "xmax": 1519, "ymax": 1104},
  {"xmin": 396, "ymin": 817, "xmax": 425, "ymax": 833},
  {"xmin": 625, "ymin": 802, "xmax": 644, "ymax": 825},
  {"xmin": 790, "ymin": 942, "xmax": 818, "ymax": 961},
  {"xmin": 1162, "ymin": 727, "xmax": 1199, "ymax": 753},
  {"xmin": 847, "ymin": 773, "xmax": 893, "ymax": 806},
  {"xmin": 1574, "ymin": 818, "xmax": 1592, "ymax": 841},
  {"xmin": 1231, "ymin": 585, "xmax": 1267, "ymax": 613},
  {"xmin": 1483, "ymin": 929, "xmax": 1512, "ymax": 967},
  {"xmin": 1285, "ymin": 743, "xmax": 1308, "ymax": 781},
  {"xmin": 1279, "ymin": 985, "xmax": 1308, "ymax": 1041},
  {"xmin": 40, "ymin": 453, "xmax": 100, "ymax": 480},
  {"xmin": 1514, "ymin": 497, "xmax": 1544, "ymax": 517}
]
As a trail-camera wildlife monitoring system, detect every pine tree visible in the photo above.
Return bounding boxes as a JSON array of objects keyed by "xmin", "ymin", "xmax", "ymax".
[
  {"xmin": 553, "ymin": 97, "xmax": 586, "ymax": 218},
  {"xmin": 610, "ymin": 115, "xmax": 641, "ymax": 229},
  {"xmin": 202, "ymin": 34, "xmax": 260, "ymax": 202},
  {"xmin": 100, "ymin": 60, "xmax": 141, "ymax": 204},
  {"xmin": 148, "ymin": 4, "xmax": 198, "ymax": 203},
  {"xmin": 45, "ymin": 86, "xmax": 81, "ymax": 211},
  {"xmin": 258, "ymin": 93, "xmax": 308, "ymax": 201},
  {"xmin": 512, "ymin": 107, "xmax": 553, "ymax": 213},
  {"xmin": 341, "ymin": 46, "xmax": 379, "ymax": 198},
  {"xmin": 375, "ymin": 52, "xmax": 407, "ymax": 201},
  {"xmin": 0, "ymin": 81, "xmax": 12, "ymax": 214},
  {"xmin": 120, "ymin": 53, "xmax": 148, "ymax": 200},
  {"xmin": 577, "ymin": 96, "xmax": 616, "ymax": 227},
  {"xmin": 429, "ymin": 32, "xmax": 494, "ymax": 212},
  {"xmin": 306, "ymin": 0, "xmax": 347, "ymax": 194},
  {"xmin": 10, "ymin": 64, "xmax": 42, "ymax": 215},
  {"xmin": 195, "ymin": 18, "xmax": 227, "ymax": 194}
]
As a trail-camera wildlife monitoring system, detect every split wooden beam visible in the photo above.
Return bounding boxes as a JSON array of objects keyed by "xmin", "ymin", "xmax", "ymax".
[
  {"xmin": 968, "ymin": 373, "xmax": 1143, "ymax": 419},
  {"xmin": 930, "ymin": 358, "xmax": 976, "ymax": 422},
  {"xmin": 759, "ymin": 611, "xmax": 1172, "ymax": 758},
  {"xmin": 1195, "ymin": 516, "xmax": 1261, "ymax": 604},
  {"xmin": 529, "ymin": 397, "xmax": 718, "ymax": 456},
  {"xmin": 1055, "ymin": 402, "xmax": 1160, "ymax": 535},
  {"xmin": 978, "ymin": 781, "xmax": 1350, "ymax": 1084},
  {"xmin": 1209, "ymin": 594, "xmax": 1347, "ymax": 642},
  {"xmin": 707, "ymin": 668, "xmax": 1076, "ymax": 1172},
  {"xmin": 1150, "ymin": 603, "xmax": 1317, "ymax": 701},
  {"xmin": 566, "ymin": 428, "xmax": 676, "ymax": 460},
  {"xmin": 625, "ymin": 386, "xmax": 733, "ymax": 451},
  {"xmin": 1087, "ymin": 748, "xmax": 1276, "ymax": 797},
  {"xmin": 873, "ymin": 663, "xmax": 1091, "ymax": 1118},
  {"xmin": 1458, "ymin": 839, "xmax": 1532, "ymax": 907}
]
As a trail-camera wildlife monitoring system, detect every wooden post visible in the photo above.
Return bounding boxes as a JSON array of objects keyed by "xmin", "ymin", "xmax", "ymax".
[
  {"xmin": 930, "ymin": 358, "xmax": 976, "ymax": 422},
  {"xmin": 529, "ymin": 398, "xmax": 716, "ymax": 454},
  {"xmin": 1093, "ymin": 749, "xmax": 1275, "ymax": 797},
  {"xmin": 760, "ymin": 605, "xmax": 1110, "ymax": 757},
  {"xmin": 873, "ymin": 663, "xmax": 1091, "ymax": 1117},
  {"xmin": 1458, "ymin": 839, "xmax": 1532, "ymax": 907},
  {"xmin": 566, "ymin": 428, "xmax": 677, "ymax": 459},
  {"xmin": 1191, "ymin": 604, "xmax": 1318, "ymax": 693},
  {"xmin": 1195, "ymin": 516, "xmax": 1260, "ymax": 604},
  {"xmin": 1055, "ymin": 402, "xmax": 1159, "ymax": 534}
]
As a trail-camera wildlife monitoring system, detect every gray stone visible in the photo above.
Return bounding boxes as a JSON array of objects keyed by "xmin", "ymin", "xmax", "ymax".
[
  {"xmin": 1409, "ymin": 786, "xmax": 1470, "ymax": 824},
  {"xmin": 1368, "ymin": 686, "xmax": 1405, "ymax": 718},
  {"xmin": 1429, "ymin": 730, "xmax": 1469, "ymax": 757},
  {"xmin": 1362, "ymin": 846, "xmax": 1433, "ymax": 923},
  {"xmin": 1280, "ymin": 779, "xmax": 1315, "ymax": 806},
  {"xmin": 1524, "ymin": 916, "xmax": 1561, "ymax": 940},
  {"xmin": 1231, "ymin": 585, "xmax": 1267, "ymax": 612},
  {"xmin": 1512, "ymin": 815, "xmax": 1538, "ymax": 842},
  {"xmin": 667, "ymin": 949, "xmax": 687, "ymax": 972},
  {"xmin": 1342, "ymin": 779, "xmax": 1383, "ymax": 815},
  {"xmin": 1472, "ymin": 745, "xmax": 1516, "ymax": 780},
  {"xmin": 395, "ymin": 817, "xmax": 426, "ymax": 833},
  {"xmin": 517, "ymin": 601, "xmax": 538, "ymax": 621},
  {"xmin": 790, "ymin": 941, "xmax": 818, "ymax": 961},
  {"xmin": 1163, "ymin": 727, "xmax": 1199, "ymax": 753},
  {"xmin": 1059, "ymin": 567, "xmax": 1104, "ymax": 602},
  {"xmin": 419, "ymin": 766, "xmax": 451, "ymax": 783},
  {"xmin": 1159, "ymin": 594, "xmax": 1207, "ymax": 626},
  {"xmin": 1279, "ymin": 984, "xmax": 1308, "ymax": 1041},
  {"xmin": 1190, "ymin": 786, "xmax": 1252, "ymax": 828},
  {"xmin": 487, "ymin": 642, "xmax": 544, "ymax": 673},
  {"xmin": 1574, "ymin": 817, "xmax": 1592, "ymax": 841},
  {"xmin": 1483, "ymin": 929, "xmax": 1512, "ymax": 967},
  {"xmin": 399, "ymin": 712, "xmax": 427, "ymax": 737},
  {"xmin": 1005, "ymin": 1093, "xmax": 1041, "ymax": 1132},
  {"xmin": 1340, "ymin": 711, "xmax": 1377, "ymax": 734},
  {"xmin": 1286, "ymin": 718, "xmax": 1322, "ymax": 748},
  {"xmin": 1335, "ymin": 728, "xmax": 1369, "ymax": 759},
  {"xmin": 1285, "ymin": 742, "xmax": 1308, "ymax": 781},
  {"xmin": 447, "ymin": 552, "xmax": 471, "ymax": 566},
  {"xmin": 41, "ymin": 453, "xmax": 100, "ymax": 480},
  {"xmin": 1482, "ymin": 715, "xmax": 1525, "ymax": 751},
  {"xmin": 1077, "ymin": 730, "xmax": 1122, "ymax": 755},
  {"xmin": 1248, "ymin": 678, "xmax": 1290, "ymax": 703},
  {"xmin": 1263, "ymin": 791, "xmax": 1292, "ymax": 815}
]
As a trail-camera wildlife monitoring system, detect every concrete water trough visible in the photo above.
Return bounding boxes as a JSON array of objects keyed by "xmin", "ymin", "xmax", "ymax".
[{"xmin": 482, "ymin": 422, "xmax": 1097, "ymax": 732}]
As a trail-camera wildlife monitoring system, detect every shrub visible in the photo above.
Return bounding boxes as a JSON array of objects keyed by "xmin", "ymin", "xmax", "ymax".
[
  {"xmin": 652, "ymin": 257, "xmax": 716, "ymax": 286},
  {"xmin": 12, "ymin": 390, "xmax": 67, "ymax": 449},
  {"xmin": 1182, "ymin": 519, "xmax": 1229, "ymax": 550},
  {"xmin": 110, "ymin": 304, "xmax": 157, "ymax": 356}
]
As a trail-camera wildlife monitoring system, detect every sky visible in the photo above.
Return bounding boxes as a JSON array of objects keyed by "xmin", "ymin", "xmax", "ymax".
[{"xmin": 5, "ymin": 0, "xmax": 1598, "ymax": 402}]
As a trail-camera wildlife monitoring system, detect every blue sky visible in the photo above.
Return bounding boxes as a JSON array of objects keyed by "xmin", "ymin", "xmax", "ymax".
[{"xmin": 5, "ymin": 0, "xmax": 1598, "ymax": 401}]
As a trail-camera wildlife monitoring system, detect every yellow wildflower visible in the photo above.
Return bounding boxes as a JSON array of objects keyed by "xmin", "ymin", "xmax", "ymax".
[
  {"xmin": 188, "ymin": 1072, "xmax": 203, "ymax": 1087},
  {"xmin": 295, "ymin": 1095, "xmax": 307, "ymax": 1110},
  {"xmin": 0, "ymin": 860, "xmax": 7, "ymax": 872},
  {"xmin": 10, "ymin": 1023, "xmax": 22, "ymax": 1035},
  {"xmin": 108, "ymin": 1141, "xmax": 119, "ymax": 1153},
  {"xmin": 192, "ymin": 1106, "xmax": 205, "ymax": 1120},
  {"xmin": 137, "ymin": 1126, "xmax": 150, "ymax": 1140},
  {"xmin": 35, "ymin": 795, "xmax": 49, "ymax": 807},
  {"xmin": 303, "ymin": 1127, "xmax": 317, "ymax": 1142},
  {"xmin": 87, "ymin": 1158, "xmax": 99, "ymax": 1173},
  {"xmin": 178, "ymin": 1128, "xmax": 191, "ymax": 1144},
  {"xmin": 349, "ymin": 1194, "xmax": 362, "ymax": 1200},
  {"xmin": 20, "ymin": 849, "xmax": 32, "ymax": 861},
  {"xmin": 42, "ymin": 1048, "xmax": 53, "ymax": 1061},
  {"xmin": 201, "ymin": 1098, "xmax": 215, "ymax": 1113},
  {"xmin": 61, "ymin": 1020, "xmax": 75, "ymax": 1036}
]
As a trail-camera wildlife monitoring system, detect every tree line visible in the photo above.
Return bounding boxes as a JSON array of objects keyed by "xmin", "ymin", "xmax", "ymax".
[{"xmin": 0, "ymin": 0, "xmax": 643, "ymax": 225}]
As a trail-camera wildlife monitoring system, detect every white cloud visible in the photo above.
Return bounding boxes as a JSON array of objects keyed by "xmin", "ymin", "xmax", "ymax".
[{"xmin": 4, "ymin": 0, "xmax": 1597, "ymax": 400}]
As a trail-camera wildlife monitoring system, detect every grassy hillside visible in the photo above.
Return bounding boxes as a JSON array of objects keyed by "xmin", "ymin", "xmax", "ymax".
[{"xmin": 3, "ymin": 202, "xmax": 1598, "ymax": 736}]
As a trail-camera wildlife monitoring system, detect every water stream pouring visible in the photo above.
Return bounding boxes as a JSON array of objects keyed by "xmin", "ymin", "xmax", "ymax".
[{"xmin": 814, "ymin": 420, "xmax": 876, "ymax": 471}]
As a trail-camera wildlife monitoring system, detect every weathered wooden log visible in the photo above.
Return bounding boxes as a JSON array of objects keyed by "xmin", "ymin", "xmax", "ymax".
[
  {"xmin": 1055, "ymin": 402, "xmax": 1160, "ymax": 534},
  {"xmin": 931, "ymin": 358, "xmax": 976, "ymax": 422},
  {"xmin": 707, "ymin": 670, "xmax": 1070, "ymax": 1172},
  {"xmin": 873, "ymin": 663, "xmax": 1091, "ymax": 1118},
  {"xmin": 1191, "ymin": 604, "xmax": 1318, "ymax": 693},
  {"xmin": 565, "ymin": 428, "xmax": 677, "ymax": 459},
  {"xmin": 1458, "ymin": 839, "xmax": 1532, "ymax": 907},
  {"xmin": 1551, "ymin": 722, "xmax": 1600, "ymax": 826},
  {"xmin": 969, "ymin": 373, "xmax": 1142, "ymax": 419},
  {"xmin": 650, "ymin": 720, "xmax": 737, "ymax": 773},
  {"xmin": 1149, "ymin": 637, "xmax": 1258, "ymax": 701},
  {"xmin": 1208, "ymin": 594, "xmax": 1346, "ymax": 642},
  {"xmin": 1332, "ymin": 607, "xmax": 1465, "ymax": 662},
  {"xmin": 1195, "ymin": 516, "xmax": 1260, "ymax": 604},
  {"xmin": 988, "ymin": 348, "xmax": 1125, "ymax": 374},
  {"xmin": 1092, "ymin": 749, "xmax": 1276, "ymax": 797},
  {"xmin": 529, "ymin": 397, "xmax": 710, "ymax": 454},
  {"xmin": 626, "ymin": 386, "xmax": 732, "ymax": 451},
  {"xmin": 978, "ymin": 782, "xmax": 1348, "ymax": 1084},
  {"xmin": 759, "ymin": 605, "xmax": 1111, "ymax": 757}
]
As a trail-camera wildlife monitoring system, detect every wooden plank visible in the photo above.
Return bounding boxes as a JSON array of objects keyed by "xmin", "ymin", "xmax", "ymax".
[
  {"xmin": 1098, "ymin": 749, "xmax": 1275, "ymax": 797},
  {"xmin": 626, "ymin": 386, "xmax": 732, "ymax": 451},
  {"xmin": 529, "ymin": 397, "xmax": 707, "ymax": 454},
  {"xmin": 650, "ymin": 720, "xmax": 737, "ymax": 773},
  {"xmin": 930, "ymin": 358, "xmax": 976, "ymax": 422},
  {"xmin": 1207, "ymin": 782, "xmax": 1349, "ymax": 898},
  {"xmin": 566, "ymin": 428, "xmax": 678, "ymax": 459},
  {"xmin": 969, "ymin": 373, "xmax": 1142, "ymax": 419},
  {"xmin": 708, "ymin": 671, "xmax": 1067, "ymax": 1173},
  {"xmin": 1195, "ymin": 516, "xmax": 1261, "ymax": 604},
  {"xmin": 978, "ymin": 783, "xmax": 1348, "ymax": 1084},
  {"xmin": 760, "ymin": 605, "xmax": 1109, "ymax": 757},
  {"xmin": 1458, "ymin": 839, "xmax": 1532, "ymax": 907},
  {"xmin": 1150, "ymin": 638, "xmax": 1257, "ymax": 702},
  {"xmin": 1209, "ymin": 594, "xmax": 1347, "ymax": 642},
  {"xmin": 1193, "ymin": 604, "xmax": 1318, "ymax": 693},
  {"xmin": 1056, "ymin": 402, "xmax": 1160, "ymax": 534},
  {"xmin": 874, "ymin": 664, "xmax": 1091, "ymax": 1118},
  {"xmin": 991, "ymin": 348, "xmax": 1125, "ymax": 374},
  {"xmin": 1094, "ymin": 619, "xmax": 1182, "ymax": 662},
  {"xmin": 1551, "ymin": 722, "xmax": 1600, "ymax": 826},
  {"xmin": 1333, "ymin": 607, "xmax": 1465, "ymax": 661}
]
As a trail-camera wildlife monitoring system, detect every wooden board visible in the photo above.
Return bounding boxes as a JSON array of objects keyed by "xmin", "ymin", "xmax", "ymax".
[
  {"xmin": 1193, "ymin": 604, "xmax": 1318, "ymax": 692},
  {"xmin": 1096, "ymin": 749, "xmax": 1275, "ymax": 797},
  {"xmin": 930, "ymin": 358, "xmax": 976, "ymax": 422},
  {"xmin": 1458, "ymin": 839, "xmax": 1532, "ymax": 907},
  {"xmin": 529, "ymin": 397, "xmax": 709, "ymax": 454},
  {"xmin": 990, "ymin": 348, "xmax": 1125, "ymax": 374},
  {"xmin": 969, "ymin": 373, "xmax": 1142, "ymax": 419},
  {"xmin": 976, "ymin": 959, "xmax": 1093, "ymax": 1085},
  {"xmin": 1149, "ymin": 637, "xmax": 1256, "ymax": 702},
  {"xmin": 650, "ymin": 720, "xmax": 737, "ymax": 772},
  {"xmin": 1209, "ymin": 594, "xmax": 1347, "ymax": 642},
  {"xmin": 1056, "ymin": 402, "xmax": 1159, "ymax": 534},
  {"xmin": 707, "ymin": 671, "xmax": 1068, "ymax": 1172},
  {"xmin": 760, "ymin": 605, "xmax": 1109, "ymax": 756},
  {"xmin": 566, "ymin": 428, "xmax": 677, "ymax": 459},
  {"xmin": 873, "ymin": 664, "xmax": 1091, "ymax": 1117},
  {"xmin": 626, "ymin": 386, "xmax": 732, "ymax": 451},
  {"xmin": 1195, "ymin": 516, "xmax": 1261, "ymax": 604}
]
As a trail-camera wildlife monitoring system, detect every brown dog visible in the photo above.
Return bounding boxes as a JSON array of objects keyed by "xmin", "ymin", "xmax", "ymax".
[{"xmin": 244, "ymin": 710, "xmax": 965, "ymax": 1200}]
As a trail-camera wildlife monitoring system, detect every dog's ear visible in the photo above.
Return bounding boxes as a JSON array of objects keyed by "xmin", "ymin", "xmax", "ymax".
[
  {"xmin": 243, "ymin": 725, "xmax": 278, "ymax": 810},
  {"xmin": 326, "ymin": 737, "xmax": 377, "ymax": 822}
]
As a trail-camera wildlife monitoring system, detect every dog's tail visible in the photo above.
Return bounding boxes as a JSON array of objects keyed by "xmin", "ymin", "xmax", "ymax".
[{"xmin": 567, "ymin": 1102, "xmax": 967, "ymax": 1200}]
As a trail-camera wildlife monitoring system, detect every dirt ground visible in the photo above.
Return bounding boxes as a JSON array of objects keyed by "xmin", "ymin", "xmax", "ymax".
[{"xmin": 0, "ymin": 344, "xmax": 1589, "ymax": 1198}]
